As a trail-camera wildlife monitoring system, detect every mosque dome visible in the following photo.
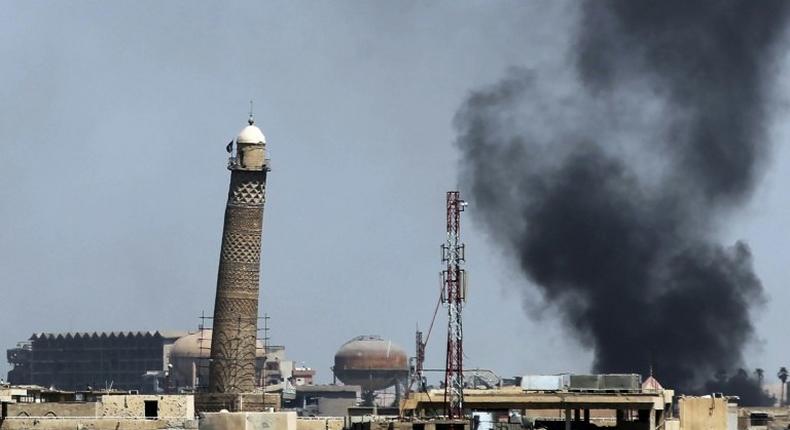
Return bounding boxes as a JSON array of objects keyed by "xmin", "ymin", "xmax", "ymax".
[
  {"xmin": 169, "ymin": 330, "xmax": 265, "ymax": 387},
  {"xmin": 237, "ymin": 117, "xmax": 266, "ymax": 145},
  {"xmin": 171, "ymin": 331, "xmax": 211, "ymax": 360},
  {"xmin": 171, "ymin": 330, "xmax": 265, "ymax": 359}
]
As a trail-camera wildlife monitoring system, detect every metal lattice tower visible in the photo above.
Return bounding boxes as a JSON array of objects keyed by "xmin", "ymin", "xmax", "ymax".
[
  {"xmin": 415, "ymin": 330, "xmax": 425, "ymax": 391},
  {"xmin": 441, "ymin": 191, "xmax": 467, "ymax": 419}
]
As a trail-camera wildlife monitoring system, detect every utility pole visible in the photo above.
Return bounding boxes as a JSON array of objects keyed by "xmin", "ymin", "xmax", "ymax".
[{"xmin": 441, "ymin": 191, "xmax": 467, "ymax": 420}]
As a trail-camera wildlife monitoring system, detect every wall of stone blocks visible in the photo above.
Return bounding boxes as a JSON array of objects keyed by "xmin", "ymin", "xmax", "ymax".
[
  {"xmin": 318, "ymin": 398, "xmax": 356, "ymax": 417},
  {"xmin": 99, "ymin": 394, "xmax": 194, "ymax": 418},
  {"xmin": 0, "ymin": 395, "xmax": 196, "ymax": 430},
  {"xmin": 5, "ymin": 401, "xmax": 99, "ymax": 417},
  {"xmin": 296, "ymin": 417, "xmax": 345, "ymax": 430},
  {"xmin": 679, "ymin": 397, "xmax": 728, "ymax": 430},
  {"xmin": 199, "ymin": 411, "xmax": 297, "ymax": 430},
  {"xmin": 0, "ymin": 417, "xmax": 198, "ymax": 430},
  {"xmin": 195, "ymin": 392, "xmax": 278, "ymax": 413}
]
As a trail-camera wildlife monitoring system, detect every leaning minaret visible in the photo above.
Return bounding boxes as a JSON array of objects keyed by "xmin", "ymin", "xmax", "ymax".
[{"xmin": 207, "ymin": 114, "xmax": 269, "ymax": 396}]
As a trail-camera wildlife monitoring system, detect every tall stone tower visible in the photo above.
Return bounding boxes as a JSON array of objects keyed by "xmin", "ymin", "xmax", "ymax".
[{"xmin": 207, "ymin": 115, "xmax": 269, "ymax": 397}]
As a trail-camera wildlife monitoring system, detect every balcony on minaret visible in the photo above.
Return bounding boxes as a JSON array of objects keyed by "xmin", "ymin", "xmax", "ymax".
[
  {"xmin": 228, "ymin": 146, "xmax": 269, "ymax": 171},
  {"xmin": 229, "ymin": 117, "xmax": 270, "ymax": 171}
]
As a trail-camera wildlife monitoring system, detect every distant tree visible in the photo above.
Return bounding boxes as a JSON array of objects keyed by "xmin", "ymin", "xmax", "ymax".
[
  {"xmin": 778, "ymin": 367, "xmax": 788, "ymax": 406},
  {"xmin": 755, "ymin": 368, "xmax": 765, "ymax": 386}
]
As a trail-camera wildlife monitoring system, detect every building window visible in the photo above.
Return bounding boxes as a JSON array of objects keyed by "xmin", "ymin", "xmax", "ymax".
[{"xmin": 144, "ymin": 400, "xmax": 158, "ymax": 419}]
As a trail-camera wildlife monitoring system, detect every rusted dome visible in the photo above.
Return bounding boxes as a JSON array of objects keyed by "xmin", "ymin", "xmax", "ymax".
[{"xmin": 333, "ymin": 335, "xmax": 409, "ymax": 391}]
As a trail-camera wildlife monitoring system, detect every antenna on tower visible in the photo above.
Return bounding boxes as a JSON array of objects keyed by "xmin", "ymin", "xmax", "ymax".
[{"xmin": 441, "ymin": 191, "xmax": 467, "ymax": 421}]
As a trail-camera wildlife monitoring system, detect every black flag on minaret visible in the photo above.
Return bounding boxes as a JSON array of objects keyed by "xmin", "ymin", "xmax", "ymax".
[{"xmin": 226, "ymin": 140, "xmax": 234, "ymax": 153}]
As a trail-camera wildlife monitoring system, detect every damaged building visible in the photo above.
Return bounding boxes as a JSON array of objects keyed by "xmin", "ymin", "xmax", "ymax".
[{"xmin": 6, "ymin": 330, "xmax": 296, "ymax": 394}]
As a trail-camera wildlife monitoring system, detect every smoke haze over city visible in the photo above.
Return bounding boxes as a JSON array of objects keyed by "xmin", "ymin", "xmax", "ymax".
[
  {"xmin": 2, "ymin": 2, "xmax": 790, "ymax": 405},
  {"xmin": 455, "ymin": 1, "xmax": 790, "ymax": 405}
]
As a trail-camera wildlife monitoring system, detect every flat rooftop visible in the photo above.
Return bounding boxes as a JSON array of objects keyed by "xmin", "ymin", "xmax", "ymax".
[{"xmin": 403, "ymin": 388, "xmax": 672, "ymax": 412}]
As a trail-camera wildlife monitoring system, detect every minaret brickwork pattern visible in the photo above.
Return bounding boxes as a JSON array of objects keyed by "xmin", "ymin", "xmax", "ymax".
[{"xmin": 208, "ymin": 123, "xmax": 269, "ymax": 394}]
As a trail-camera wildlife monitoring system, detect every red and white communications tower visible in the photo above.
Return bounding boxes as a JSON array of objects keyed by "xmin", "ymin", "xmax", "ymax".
[{"xmin": 441, "ymin": 191, "xmax": 468, "ymax": 419}]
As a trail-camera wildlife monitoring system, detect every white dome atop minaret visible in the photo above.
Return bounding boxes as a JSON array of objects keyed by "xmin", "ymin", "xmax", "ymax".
[{"xmin": 237, "ymin": 115, "xmax": 266, "ymax": 145}]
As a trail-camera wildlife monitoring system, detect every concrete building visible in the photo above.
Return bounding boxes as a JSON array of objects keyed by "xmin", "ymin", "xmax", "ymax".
[
  {"xmin": 399, "ymin": 374, "xmax": 676, "ymax": 430},
  {"xmin": 6, "ymin": 329, "xmax": 299, "ymax": 395},
  {"xmin": 402, "ymin": 387, "xmax": 673, "ymax": 429},
  {"xmin": 292, "ymin": 367, "xmax": 316, "ymax": 386},
  {"xmin": 735, "ymin": 407, "xmax": 790, "ymax": 430},
  {"xmin": 262, "ymin": 345, "xmax": 294, "ymax": 388},
  {"xmin": 6, "ymin": 331, "xmax": 187, "ymax": 392},
  {"xmin": 285, "ymin": 385, "xmax": 361, "ymax": 417},
  {"xmin": 676, "ymin": 396, "xmax": 738, "ymax": 430},
  {"xmin": 200, "ymin": 411, "xmax": 347, "ymax": 430},
  {"xmin": 0, "ymin": 384, "xmax": 195, "ymax": 430}
]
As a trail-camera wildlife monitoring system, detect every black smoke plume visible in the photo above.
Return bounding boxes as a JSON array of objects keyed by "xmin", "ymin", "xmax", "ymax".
[{"xmin": 455, "ymin": 1, "xmax": 789, "ymax": 405}]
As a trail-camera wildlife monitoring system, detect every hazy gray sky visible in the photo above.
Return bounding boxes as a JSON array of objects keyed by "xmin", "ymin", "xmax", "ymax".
[{"xmin": 1, "ymin": 1, "xmax": 788, "ymax": 386}]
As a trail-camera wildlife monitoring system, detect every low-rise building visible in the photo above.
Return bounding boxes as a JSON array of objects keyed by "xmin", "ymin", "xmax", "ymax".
[
  {"xmin": 7, "ymin": 330, "xmax": 299, "ymax": 395},
  {"xmin": 286, "ymin": 385, "xmax": 361, "ymax": 417},
  {"xmin": 6, "ymin": 331, "xmax": 188, "ymax": 393},
  {"xmin": 292, "ymin": 367, "xmax": 316, "ymax": 386},
  {"xmin": 0, "ymin": 385, "xmax": 195, "ymax": 430}
]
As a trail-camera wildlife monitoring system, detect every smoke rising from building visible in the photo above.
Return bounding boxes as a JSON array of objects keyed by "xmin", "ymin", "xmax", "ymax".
[{"xmin": 454, "ymin": 1, "xmax": 789, "ymax": 405}]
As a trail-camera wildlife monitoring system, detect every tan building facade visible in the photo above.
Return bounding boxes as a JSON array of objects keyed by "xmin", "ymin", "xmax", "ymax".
[{"xmin": 2, "ymin": 394, "xmax": 195, "ymax": 430}]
